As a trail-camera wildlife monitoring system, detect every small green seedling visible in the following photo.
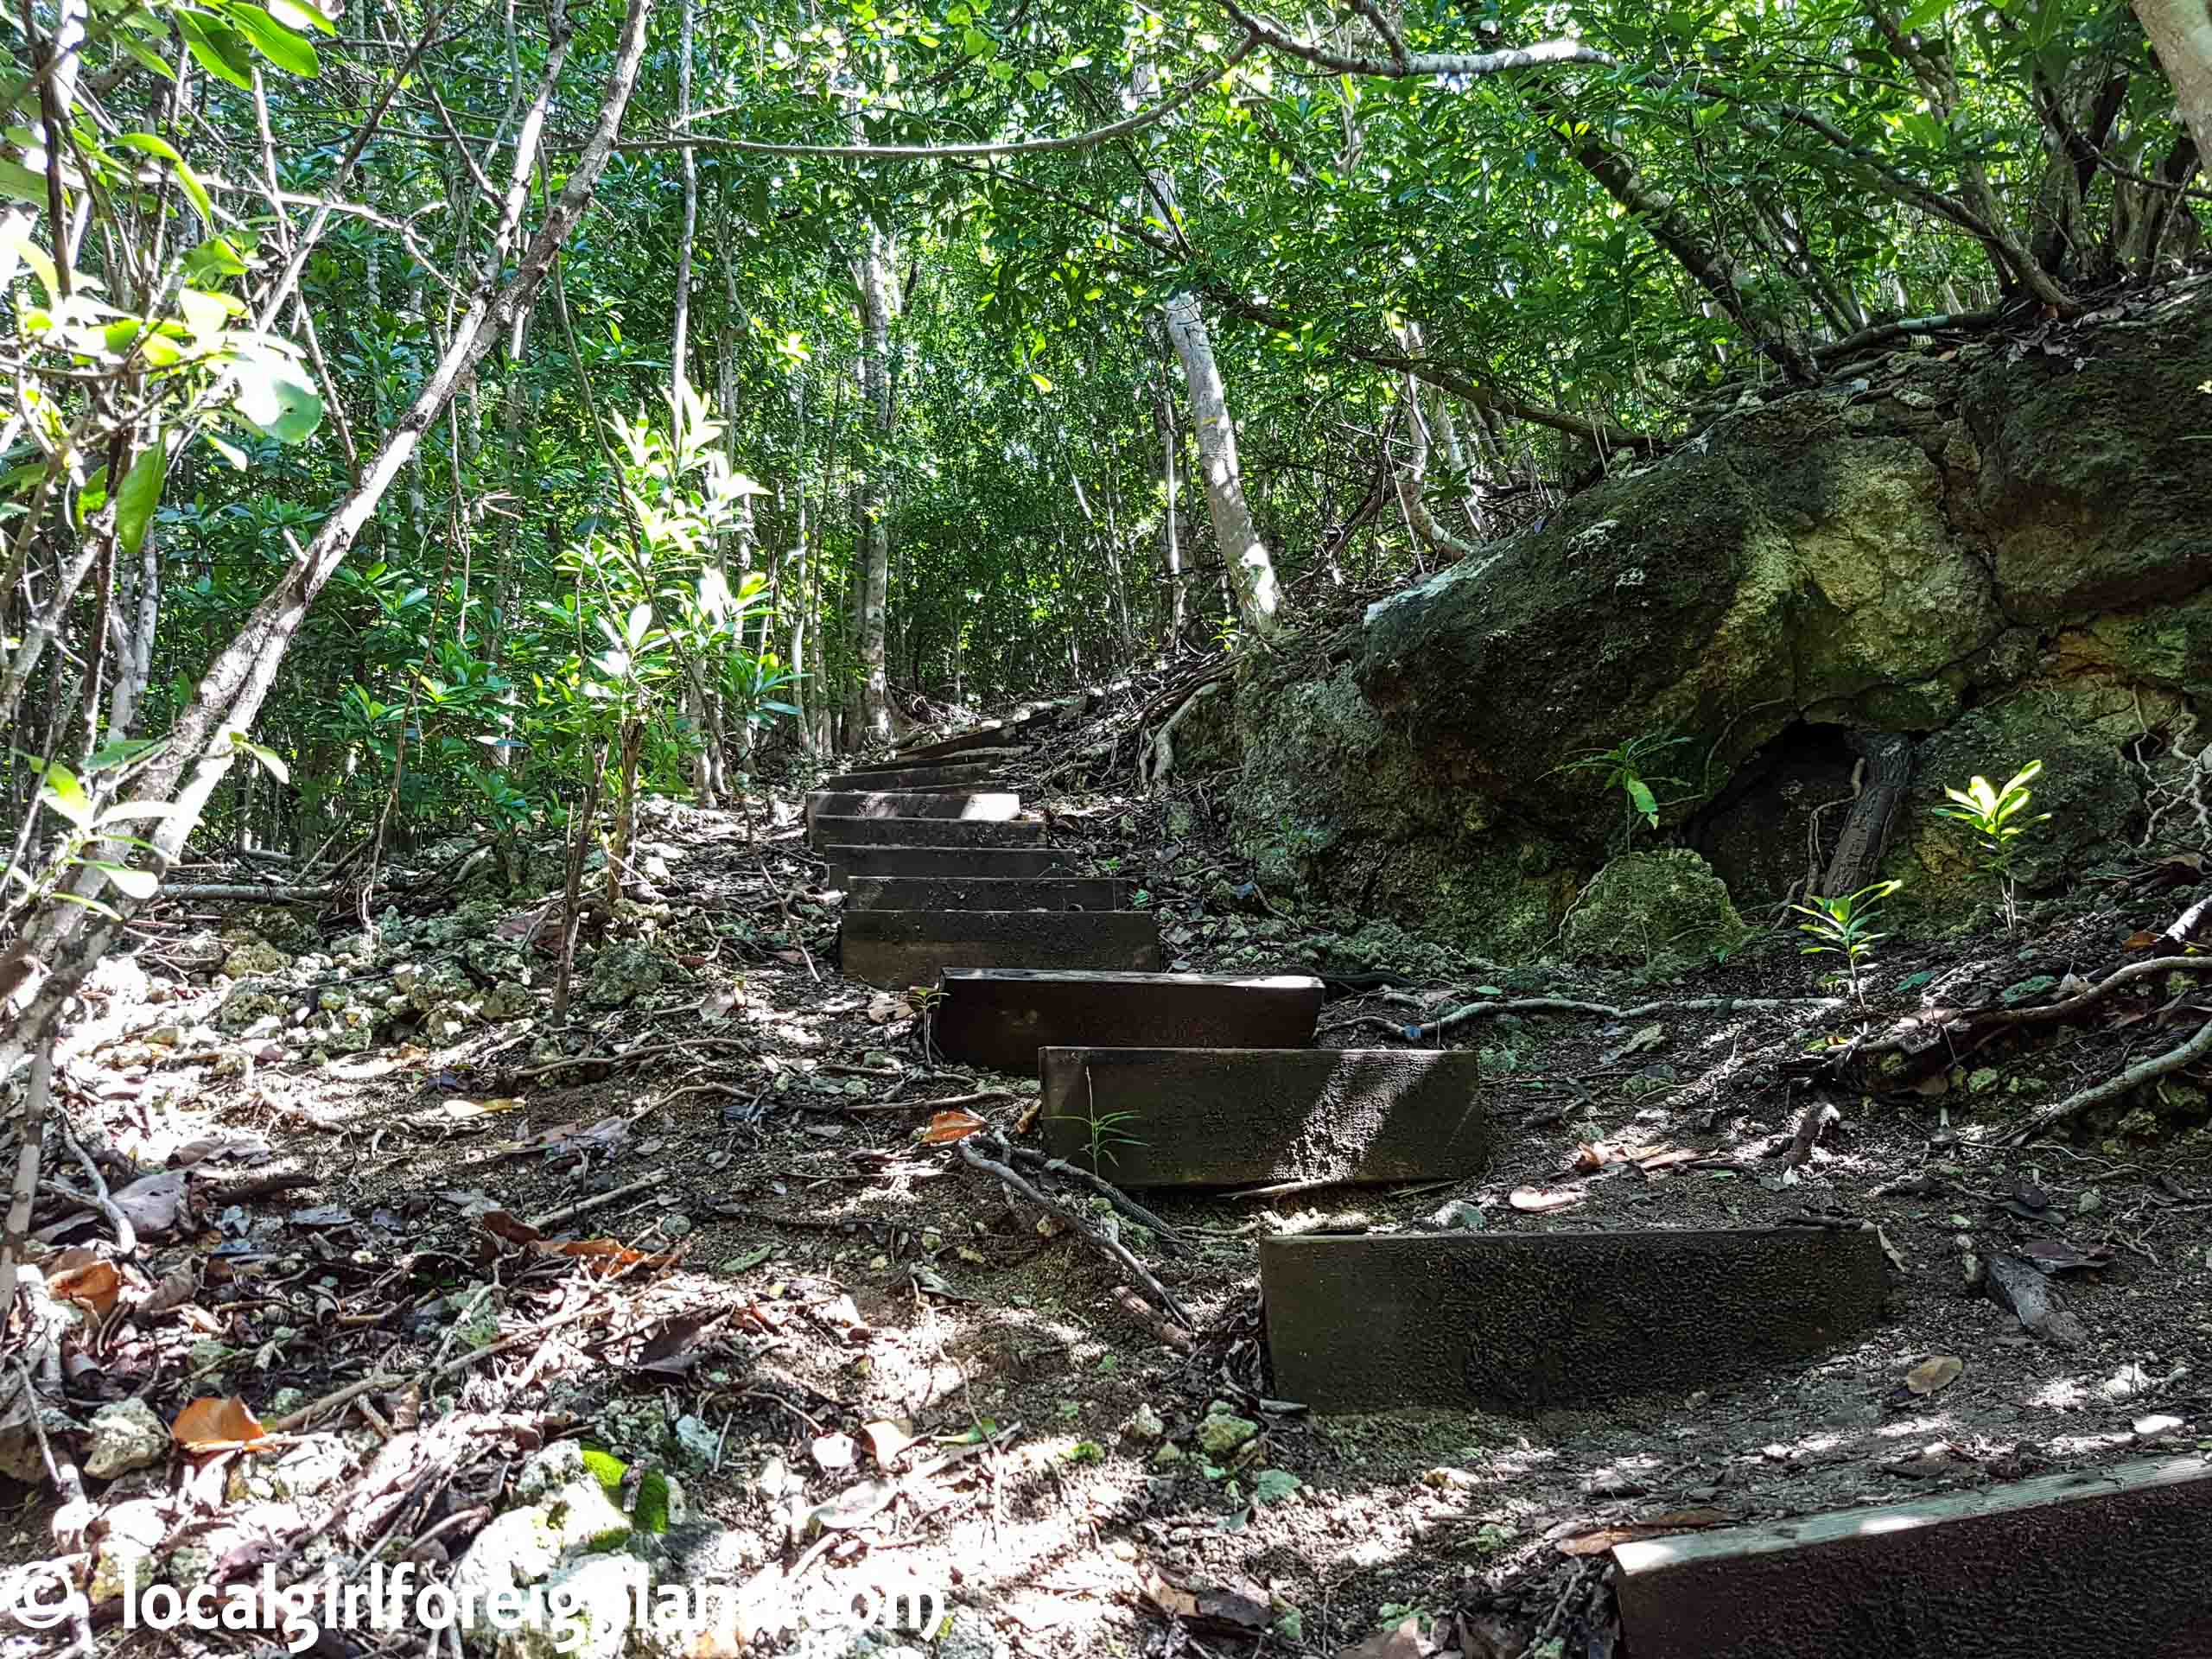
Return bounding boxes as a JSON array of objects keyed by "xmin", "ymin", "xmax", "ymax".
[
  {"xmin": 1553, "ymin": 732, "xmax": 1689, "ymax": 851},
  {"xmin": 1789, "ymin": 879, "xmax": 1901, "ymax": 1004},
  {"xmin": 1931, "ymin": 760, "xmax": 2050, "ymax": 930}
]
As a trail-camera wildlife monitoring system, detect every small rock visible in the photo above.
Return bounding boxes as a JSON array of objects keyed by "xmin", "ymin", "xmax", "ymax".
[
  {"xmin": 84, "ymin": 1397, "xmax": 169, "ymax": 1480},
  {"xmin": 1430, "ymin": 1200, "xmax": 1486, "ymax": 1231},
  {"xmin": 1123, "ymin": 1404, "xmax": 1165, "ymax": 1443},
  {"xmin": 2076, "ymin": 1189, "xmax": 2104, "ymax": 1217},
  {"xmin": 1152, "ymin": 1442, "xmax": 1185, "ymax": 1466},
  {"xmin": 1967, "ymin": 1068, "xmax": 2001, "ymax": 1095},
  {"xmin": 1196, "ymin": 1409, "xmax": 1259, "ymax": 1457}
]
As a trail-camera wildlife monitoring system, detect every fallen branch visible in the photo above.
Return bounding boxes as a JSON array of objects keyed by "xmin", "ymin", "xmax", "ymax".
[
  {"xmin": 1363, "ymin": 994, "xmax": 1845, "ymax": 1044},
  {"xmin": 957, "ymin": 1134, "xmax": 1193, "ymax": 1330},
  {"xmin": 845, "ymin": 1090, "xmax": 1015, "ymax": 1115},
  {"xmin": 1999, "ymin": 1014, "xmax": 2212, "ymax": 1145},
  {"xmin": 998, "ymin": 1144, "xmax": 1192, "ymax": 1256},
  {"xmin": 507, "ymin": 1035, "xmax": 755, "ymax": 1082},
  {"xmin": 1110, "ymin": 1284, "xmax": 1194, "ymax": 1351},
  {"xmin": 1780, "ymin": 1098, "xmax": 1841, "ymax": 1168},
  {"xmin": 527, "ymin": 1173, "xmax": 663, "ymax": 1230}
]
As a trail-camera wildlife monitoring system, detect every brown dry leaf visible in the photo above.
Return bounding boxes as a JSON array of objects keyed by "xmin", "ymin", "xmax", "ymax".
[
  {"xmin": 1631, "ymin": 1147, "xmax": 1698, "ymax": 1172},
  {"xmin": 698, "ymin": 986, "xmax": 744, "ymax": 1021},
  {"xmin": 1336, "ymin": 1614, "xmax": 1439, "ymax": 1659},
  {"xmin": 111, "ymin": 1169, "xmax": 188, "ymax": 1237},
  {"xmin": 435, "ymin": 1096, "xmax": 526, "ymax": 1119},
  {"xmin": 1508, "ymin": 1185, "xmax": 1582, "ymax": 1214},
  {"xmin": 1905, "ymin": 1354, "xmax": 1964, "ymax": 1395},
  {"xmin": 1568, "ymin": 1141, "xmax": 1624, "ymax": 1173},
  {"xmin": 48, "ymin": 1256, "xmax": 123, "ymax": 1317},
  {"xmin": 918, "ymin": 1109, "xmax": 987, "ymax": 1145},
  {"xmin": 864, "ymin": 993, "xmax": 900, "ymax": 1026},
  {"xmin": 2123, "ymin": 930, "xmax": 2161, "ymax": 950},
  {"xmin": 1557, "ymin": 1508, "xmax": 1733, "ymax": 1556},
  {"xmin": 1140, "ymin": 1568, "xmax": 1271, "ymax": 1635},
  {"xmin": 173, "ymin": 1396, "xmax": 267, "ymax": 1451},
  {"xmin": 481, "ymin": 1211, "xmax": 544, "ymax": 1248},
  {"xmin": 862, "ymin": 1418, "xmax": 918, "ymax": 1467}
]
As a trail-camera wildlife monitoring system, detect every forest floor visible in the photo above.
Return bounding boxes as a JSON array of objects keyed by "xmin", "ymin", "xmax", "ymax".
[{"xmin": 9, "ymin": 702, "xmax": 2212, "ymax": 1659}]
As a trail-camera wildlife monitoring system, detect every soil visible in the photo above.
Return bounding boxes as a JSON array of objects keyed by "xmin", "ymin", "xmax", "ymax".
[{"xmin": 8, "ymin": 701, "xmax": 2212, "ymax": 1659}]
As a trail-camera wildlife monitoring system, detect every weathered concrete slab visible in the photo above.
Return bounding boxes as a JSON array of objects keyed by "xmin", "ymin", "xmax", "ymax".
[
  {"xmin": 820, "ymin": 761, "xmax": 1001, "ymax": 791},
  {"xmin": 842, "ymin": 912, "xmax": 1160, "ymax": 989},
  {"xmin": 892, "ymin": 713, "xmax": 1058, "ymax": 764},
  {"xmin": 1039, "ymin": 1048, "xmax": 1489, "ymax": 1187},
  {"xmin": 845, "ymin": 876, "xmax": 1128, "ymax": 912},
  {"xmin": 1261, "ymin": 1227, "xmax": 1887, "ymax": 1412},
  {"xmin": 804, "ymin": 791, "xmax": 1020, "ymax": 834},
  {"xmin": 1613, "ymin": 1455, "xmax": 2212, "ymax": 1659},
  {"xmin": 812, "ymin": 815, "xmax": 1046, "ymax": 850},
  {"xmin": 825, "ymin": 845, "xmax": 1078, "ymax": 882},
  {"xmin": 931, "ymin": 969, "xmax": 1325, "ymax": 1074}
]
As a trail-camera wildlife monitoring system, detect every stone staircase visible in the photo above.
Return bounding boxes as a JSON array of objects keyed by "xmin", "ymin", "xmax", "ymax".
[{"xmin": 813, "ymin": 709, "xmax": 2212, "ymax": 1659}]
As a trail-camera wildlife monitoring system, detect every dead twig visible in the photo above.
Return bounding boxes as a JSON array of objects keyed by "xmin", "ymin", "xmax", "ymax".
[
  {"xmin": 759, "ymin": 859, "xmax": 822, "ymax": 985},
  {"xmin": 956, "ymin": 1133, "xmax": 1192, "ymax": 1329},
  {"xmin": 998, "ymin": 1144, "xmax": 1192, "ymax": 1255},
  {"xmin": 527, "ymin": 1173, "xmax": 664, "ymax": 1230}
]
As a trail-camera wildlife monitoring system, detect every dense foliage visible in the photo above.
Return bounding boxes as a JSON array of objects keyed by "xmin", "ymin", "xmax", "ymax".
[{"xmin": 0, "ymin": 0, "xmax": 2203, "ymax": 956}]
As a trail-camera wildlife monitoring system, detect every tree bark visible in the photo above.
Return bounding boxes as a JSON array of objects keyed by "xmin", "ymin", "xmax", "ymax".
[
  {"xmin": 2133, "ymin": 0, "xmax": 2212, "ymax": 175},
  {"xmin": 855, "ymin": 223, "xmax": 897, "ymax": 741},
  {"xmin": 670, "ymin": 0, "xmax": 698, "ymax": 395}
]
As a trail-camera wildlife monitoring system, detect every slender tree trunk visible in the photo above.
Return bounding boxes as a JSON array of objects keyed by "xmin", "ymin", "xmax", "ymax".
[
  {"xmin": 670, "ymin": 0, "xmax": 697, "ymax": 393},
  {"xmin": 1158, "ymin": 368, "xmax": 1184, "ymax": 641},
  {"xmin": 1133, "ymin": 61, "xmax": 1282, "ymax": 639},
  {"xmin": 855, "ymin": 224, "xmax": 896, "ymax": 741},
  {"xmin": 2135, "ymin": 0, "xmax": 2212, "ymax": 168}
]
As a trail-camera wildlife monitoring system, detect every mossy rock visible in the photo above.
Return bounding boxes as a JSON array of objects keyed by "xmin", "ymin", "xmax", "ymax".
[{"xmin": 1560, "ymin": 850, "xmax": 1752, "ymax": 973}]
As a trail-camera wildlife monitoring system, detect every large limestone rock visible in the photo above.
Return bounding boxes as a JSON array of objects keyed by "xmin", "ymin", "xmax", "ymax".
[{"xmin": 1228, "ymin": 302, "xmax": 2212, "ymax": 949}]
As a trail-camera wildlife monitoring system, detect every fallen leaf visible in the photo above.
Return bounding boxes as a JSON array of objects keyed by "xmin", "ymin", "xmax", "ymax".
[
  {"xmin": 287, "ymin": 1205, "xmax": 353, "ymax": 1228},
  {"xmin": 1141, "ymin": 1567, "xmax": 1271, "ymax": 1635},
  {"xmin": 1569, "ymin": 1141, "xmax": 1624, "ymax": 1173},
  {"xmin": 1904, "ymin": 1354, "xmax": 1963, "ymax": 1395},
  {"xmin": 111, "ymin": 1169, "xmax": 188, "ymax": 1237},
  {"xmin": 810, "ymin": 1433, "xmax": 857, "ymax": 1471},
  {"xmin": 173, "ymin": 1396, "xmax": 267, "ymax": 1452},
  {"xmin": 2019, "ymin": 1238, "xmax": 2113, "ymax": 1274},
  {"xmin": 798, "ymin": 1475, "xmax": 897, "ymax": 1534},
  {"xmin": 435, "ymin": 1096, "xmax": 525, "ymax": 1119},
  {"xmin": 1630, "ymin": 1147, "xmax": 1698, "ymax": 1171},
  {"xmin": 918, "ymin": 1109, "xmax": 987, "ymax": 1145},
  {"xmin": 638, "ymin": 1314, "xmax": 721, "ymax": 1376},
  {"xmin": 698, "ymin": 987, "xmax": 744, "ymax": 1021},
  {"xmin": 481, "ymin": 1211, "xmax": 543, "ymax": 1248},
  {"xmin": 48, "ymin": 1256, "xmax": 123, "ymax": 1317},
  {"xmin": 861, "ymin": 1419, "xmax": 917, "ymax": 1467},
  {"xmin": 1509, "ymin": 1185, "xmax": 1582, "ymax": 1214}
]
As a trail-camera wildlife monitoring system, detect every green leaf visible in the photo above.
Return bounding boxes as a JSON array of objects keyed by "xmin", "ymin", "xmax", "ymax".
[
  {"xmin": 1028, "ymin": 372, "xmax": 1052, "ymax": 392},
  {"xmin": 88, "ymin": 861, "xmax": 159, "ymax": 899},
  {"xmin": 118, "ymin": 36, "xmax": 179, "ymax": 81},
  {"xmin": 116, "ymin": 133, "xmax": 216, "ymax": 225},
  {"xmin": 0, "ymin": 158, "xmax": 48, "ymax": 207},
  {"xmin": 231, "ymin": 352, "xmax": 323, "ymax": 442},
  {"xmin": 1025, "ymin": 68, "xmax": 1049, "ymax": 90},
  {"xmin": 178, "ymin": 13, "xmax": 257, "ymax": 90},
  {"xmin": 115, "ymin": 439, "xmax": 165, "ymax": 559},
  {"xmin": 228, "ymin": 3, "xmax": 320, "ymax": 75},
  {"xmin": 38, "ymin": 764, "xmax": 92, "ymax": 829},
  {"xmin": 265, "ymin": 0, "xmax": 338, "ymax": 34}
]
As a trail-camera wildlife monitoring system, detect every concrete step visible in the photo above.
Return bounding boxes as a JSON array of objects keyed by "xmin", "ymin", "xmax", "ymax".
[
  {"xmin": 891, "ymin": 710, "xmax": 1059, "ymax": 764},
  {"xmin": 930, "ymin": 969, "xmax": 1325, "ymax": 1075},
  {"xmin": 826, "ymin": 845, "xmax": 1080, "ymax": 883},
  {"xmin": 1039, "ymin": 1047, "xmax": 1489, "ymax": 1188},
  {"xmin": 820, "ymin": 760, "xmax": 1003, "ymax": 791},
  {"xmin": 841, "ymin": 911, "xmax": 1160, "ymax": 989},
  {"xmin": 811, "ymin": 816, "xmax": 1048, "ymax": 851},
  {"xmin": 1613, "ymin": 1454, "xmax": 2212, "ymax": 1658},
  {"xmin": 1261, "ymin": 1226, "xmax": 1887, "ymax": 1412},
  {"xmin": 844, "ymin": 876, "xmax": 1128, "ymax": 912},
  {"xmin": 803, "ymin": 791, "xmax": 1020, "ymax": 835}
]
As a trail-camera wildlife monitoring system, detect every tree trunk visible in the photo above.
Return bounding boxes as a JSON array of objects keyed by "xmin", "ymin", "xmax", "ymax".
[
  {"xmin": 1157, "ymin": 362, "xmax": 1185, "ymax": 641},
  {"xmin": 1134, "ymin": 60, "xmax": 1283, "ymax": 640},
  {"xmin": 855, "ymin": 223, "xmax": 896, "ymax": 741},
  {"xmin": 670, "ymin": 0, "xmax": 697, "ymax": 395},
  {"xmin": 2135, "ymin": 0, "xmax": 2212, "ymax": 168}
]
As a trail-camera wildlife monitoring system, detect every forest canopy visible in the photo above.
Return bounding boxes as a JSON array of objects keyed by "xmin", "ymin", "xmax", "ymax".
[{"xmin": 0, "ymin": 0, "xmax": 2206, "ymax": 1065}]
